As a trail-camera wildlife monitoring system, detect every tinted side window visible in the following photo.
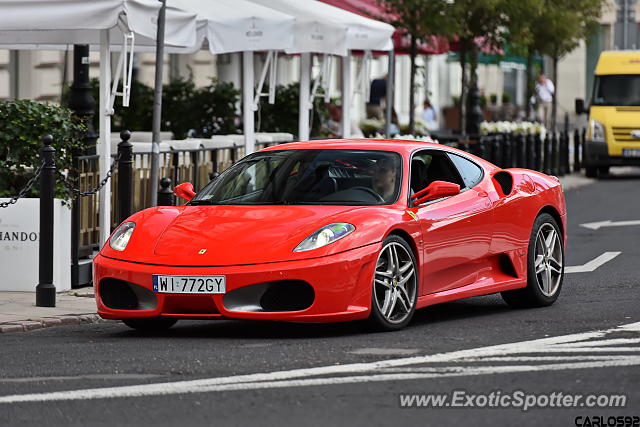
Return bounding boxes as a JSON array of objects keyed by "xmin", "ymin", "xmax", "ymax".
[{"xmin": 448, "ymin": 154, "xmax": 483, "ymax": 189}]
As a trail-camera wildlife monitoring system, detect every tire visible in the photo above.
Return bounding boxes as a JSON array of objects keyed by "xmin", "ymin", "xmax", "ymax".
[
  {"xmin": 122, "ymin": 318, "xmax": 178, "ymax": 332},
  {"xmin": 585, "ymin": 166, "xmax": 598, "ymax": 178},
  {"xmin": 598, "ymin": 166, "xmax": 610, "ymax": 175},
  {"xmin": 368, "ymin": 235, "xmax": 418, "ymax": 331},
  {"xmin": 501, "ymin": 213, "xmax": 564, "ymax": 308}
]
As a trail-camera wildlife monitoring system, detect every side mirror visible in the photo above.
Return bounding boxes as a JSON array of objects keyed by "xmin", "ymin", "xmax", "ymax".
[
  {"xmin": 174, "ymin": 182, "xmax": 196, "ymax": 202},
  {"xmin": 575, "ymin": 98, "xmax": 586, "ymax": 115},
  {"xmin": 411, "ymin": 181, "xmax": 460, "ymax": 206}
]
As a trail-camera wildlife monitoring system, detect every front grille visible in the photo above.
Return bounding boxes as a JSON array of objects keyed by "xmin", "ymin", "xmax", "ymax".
[{"xmin": 612, "ymin": 127, "xmax": 640, "ymax": 144}]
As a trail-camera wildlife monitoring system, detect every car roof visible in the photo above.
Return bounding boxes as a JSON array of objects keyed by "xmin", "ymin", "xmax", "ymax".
[{"xmin": 260, "ymin": 138, "xmax": 443, "ymax": 156}]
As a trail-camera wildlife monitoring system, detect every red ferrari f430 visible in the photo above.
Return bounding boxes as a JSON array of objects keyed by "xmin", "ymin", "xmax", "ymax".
[{"xmin": 94, "ymin": 139, "xmax": 566, "ymax": 331}]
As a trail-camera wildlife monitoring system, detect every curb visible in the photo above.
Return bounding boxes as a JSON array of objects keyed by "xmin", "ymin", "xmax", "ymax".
[{"xmin": 0, "ymin": 314, "xmax": 109, "ymax": 334}]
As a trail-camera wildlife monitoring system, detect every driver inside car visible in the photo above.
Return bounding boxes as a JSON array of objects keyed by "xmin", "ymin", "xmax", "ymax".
[{"xmin": 371, "ymin": 158, "xmax": 398, "ymax": 202}]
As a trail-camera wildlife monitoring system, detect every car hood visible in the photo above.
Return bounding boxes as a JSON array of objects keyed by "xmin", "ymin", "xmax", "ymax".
[{"xmin": 102, "ymin": 204, "xmax": 391, "ymax": 266}]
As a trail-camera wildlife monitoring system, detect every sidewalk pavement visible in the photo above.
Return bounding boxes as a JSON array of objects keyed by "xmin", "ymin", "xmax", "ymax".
[
  {"xmin": 558, "ymin": 172, "xmax": 594, "ymax": 191},
  {"xmin": 0, "ymin": 172, "xmax": 595, "ymax": 334},
  {"xmin": 0, "ymin": 287, "xmax": 103, "ymax": 333}
]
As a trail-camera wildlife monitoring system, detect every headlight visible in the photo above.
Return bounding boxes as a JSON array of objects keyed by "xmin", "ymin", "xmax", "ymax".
[
  {"xmin": 109, "ymin": 222, "xmax": 135, "ymax": 251},
  {"xmin": 293, "ymin": 223, "xmax": 355, "ymax": 252},
  {"xmin": 590, "ymin": 119, "xmax": 605, "ymax": 141}
]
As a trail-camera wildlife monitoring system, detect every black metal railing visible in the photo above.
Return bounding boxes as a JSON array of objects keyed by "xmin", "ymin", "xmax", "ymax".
[{"xmin": 454, "ymin": 129, "xmax": 584, "ymax": 177}]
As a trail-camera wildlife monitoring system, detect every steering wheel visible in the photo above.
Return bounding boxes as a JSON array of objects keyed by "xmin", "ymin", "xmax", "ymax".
[{"xmin": 351, "ymin": 186, "xmax": 385, "ymax": 202}]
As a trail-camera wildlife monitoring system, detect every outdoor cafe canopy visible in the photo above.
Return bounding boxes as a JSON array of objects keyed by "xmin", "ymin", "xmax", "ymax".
[
  {"xmin": 249, "ymin": 0, "xmax": 395, "ymax": 140},
  {"xmin": 0, "ymin": 0, "xmax": 198, "ymax": 245}
]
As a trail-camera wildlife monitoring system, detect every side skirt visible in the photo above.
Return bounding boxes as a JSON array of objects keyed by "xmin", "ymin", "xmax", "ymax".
[{"xmin": 416, "ymin": 278, "xmax": 526, "ymax": 309}]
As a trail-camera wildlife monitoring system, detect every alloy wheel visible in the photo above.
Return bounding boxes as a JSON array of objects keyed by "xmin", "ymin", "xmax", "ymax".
[
  {"xmin": 373, "ymin": 241, "xmax": 417, "ymax": 324},
  {"xmin": 534, "ymin": 223, "xmax": 563, "ymax": 297}
]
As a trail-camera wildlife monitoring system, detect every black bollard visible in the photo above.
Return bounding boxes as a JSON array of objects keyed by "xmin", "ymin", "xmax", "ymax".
[
  {"xmin": 500, "ymin": 133, "xmax": 511, "ymax": 169},
  {"xmin": 36, "ymin": 135, "xmax": 56, "ymax": 307},
  {"xmin": 543, "ymin": 133, "xmax": 551, "ymax": 174},
  {"xmin": 534, "ymin": 134, "xmax": 543, "ymax": 172},
  {"xmin": 526, "ymin": 133, "xmax": 535, "ymax": 170},
  {"xmin": 573, "ymin": 128, "xmax": 581, "ymax": 172},
  {"xmin": 157, "ymin": 177, "xmax": 174, "ymax": 206},
  {"xmin": 474, "ymin": 137, "xmax": 486, "ymax": 160},
  {"xmin": 551, "ymin": 132, "xmax": 559, "ymax": 175},
  {"xmin": 563, "ymin": 131, "xmax": 571, "ymax": 175},
  {"xmin": 559, "ymin": 131, "xmax": 568, "ymax": 176},
  {"xmin": 491, "ymin": 135, "xmax": 502, "ymax": 167},
  {"xmin": 515, "ymin": 133, "xmax": 525, "ymax": 168},
  {"xmin": 117, "ymin": 130, "xmax": 133, "ymax": 223},
  {"xmin": 504, "ymin": 133, "xmax": 514, "ymax": 168}
]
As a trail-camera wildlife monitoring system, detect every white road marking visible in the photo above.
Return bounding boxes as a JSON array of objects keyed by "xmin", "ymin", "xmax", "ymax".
[
  {"xmin": 565, "ymin": 251, "xmax": 621, "ymax": 273},
  {"xmin": 580, "ymin": 220, "xmax": 640, "ymax": 230},
  {"xmin": 349, "ymin": 348, "xmax": 420, "ymax": 356},
  {"xmin": 0, "ymin": 321, "xmax": 638, "ymax": 403},
  {"xmin": 0, "ymin": 374, "xmax": 162, "ymax": 383}
]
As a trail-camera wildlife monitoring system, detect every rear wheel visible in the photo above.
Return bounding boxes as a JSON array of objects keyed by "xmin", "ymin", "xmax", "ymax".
[
  {"xmin": 122, "ymin": 318, "xmax": 177, "ymax": 332},
  {"xmin": 501, "ymin": 213, "xmax": 564, "ymax": 308},
  {"xmin": 368, "ymin": 236, "xmax": 418, "ymax": 331}
]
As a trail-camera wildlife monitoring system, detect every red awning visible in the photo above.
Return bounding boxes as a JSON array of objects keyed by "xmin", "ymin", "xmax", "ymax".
[{"xmin": 318, "ymin": 0, "xmax": 449, "ymax": 55}]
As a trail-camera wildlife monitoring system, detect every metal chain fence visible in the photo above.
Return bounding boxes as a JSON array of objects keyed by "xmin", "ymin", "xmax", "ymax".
[
  {"xmin": 57, "ymin": 152, "xmax": 122, "ymax": 197},
  {"xmin": 0, "ymin": 163, "xmax": 45, "ymax": 208}
]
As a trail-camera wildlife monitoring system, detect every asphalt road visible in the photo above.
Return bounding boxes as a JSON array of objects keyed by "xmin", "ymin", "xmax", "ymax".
[{"xmin": 1, "ymin": 170, "xmax": 640, "ymax": 427}]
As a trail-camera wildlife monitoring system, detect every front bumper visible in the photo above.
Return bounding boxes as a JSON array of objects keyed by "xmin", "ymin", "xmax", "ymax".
[
  {"xmin": 93, "ymin": 244, "xmax": 379, "ymax": 323},
  {"xmin": 584, "ymin": 140, "xmax": 640, "ymax": 167}
]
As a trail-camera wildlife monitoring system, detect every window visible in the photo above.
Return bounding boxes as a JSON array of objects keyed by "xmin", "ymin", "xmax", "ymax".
[
  {"xmin": 448, "ymin": 153, "xmax": 483, "ymax": 189},
  {"xmin": 410, "ymin": 150, "xmax": 464, "ymax": 194},
  {"xmin": 191, "ymin": 149, "xmax": 402, "ymax": 205}
]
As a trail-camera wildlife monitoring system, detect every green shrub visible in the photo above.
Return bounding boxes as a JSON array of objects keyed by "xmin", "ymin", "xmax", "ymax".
[
  {"xmin": 256, "ymin": 82, "xmax": 329, "ymax": 139},
  {"xmin": 0, "ymin": 100, "xmax": 86, "ymax": 200},
  {"xmin": 64, "ymin": 77, "xmax": 240, "ymax": 139},
  {"xmin": 163, "ymin": 78, "xmax": 240, "ymax": 139}
]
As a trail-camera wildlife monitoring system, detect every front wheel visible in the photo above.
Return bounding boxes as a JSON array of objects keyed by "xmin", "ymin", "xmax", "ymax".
[
  {"xmin": 122, "ymin": 318, "xmax": 178, "ymax": 332},
  {"xmin": 368, "ymin": 235, "xmax": 418, "ymax": 331},
  {"xmin": 501, "ymin": 213, "xmax": 564, "ymax": 308}
]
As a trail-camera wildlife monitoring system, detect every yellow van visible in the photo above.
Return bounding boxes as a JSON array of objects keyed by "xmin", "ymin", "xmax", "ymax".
[{"xmin": 576, "ymin": 50, "xmax": 640, "ymax": 178}]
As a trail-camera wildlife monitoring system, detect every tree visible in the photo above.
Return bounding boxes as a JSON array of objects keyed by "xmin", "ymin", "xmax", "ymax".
[
  {"xmin": 501, "ymin": 0, "xmax": 545, "ymax": 119},
  {"xmin": 528, "ymin": 0, "xmax": 605, "ymax": 130},
  {"xmin": 446, "ymin": 0, "xmax": 511, "ymax": 134},
  {"xmin": 377, "ymin": 0, "xmax": 454, "ymax": 134}
]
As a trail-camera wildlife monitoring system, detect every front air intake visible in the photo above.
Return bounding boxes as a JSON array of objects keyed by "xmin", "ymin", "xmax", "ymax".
[
  {"xmin": 223, "ymin": 280, "xmax": 315, "ymax": 312},
  {"xmin": 99, "ymin": 279, "xmax": 157, "ymax": 310}
]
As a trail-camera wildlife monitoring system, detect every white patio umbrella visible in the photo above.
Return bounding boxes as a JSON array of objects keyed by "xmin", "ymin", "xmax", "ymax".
[
  {"xmin": 248, "ymin": 0, "xmax": 394, "ymax": 141},
  {"xmin": 168, "ymin": 0, "xmax": 295, "ymax": 155},
  {"xmin": 0, "ymin": 0, "xmax": 198, "ymax": 245}
]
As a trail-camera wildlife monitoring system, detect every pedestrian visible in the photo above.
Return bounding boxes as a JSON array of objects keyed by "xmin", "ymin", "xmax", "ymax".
[
  {"xmin": 420, "ymin": 98, "xmax": 439, "ymax": 131},
  {"xmin": 535, "ymin": 74, "xmax": 554, "ymax": 128},
  {"xmin": 366, "ymin": 75, "xmax": 387, "ymax": 120}
]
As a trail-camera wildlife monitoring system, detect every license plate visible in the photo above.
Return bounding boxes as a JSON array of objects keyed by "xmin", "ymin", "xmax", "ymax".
[
  {"xmin": 152, "ymin": 275, "xmax": 226, "ymax": 294},
  {"xmin": 622, "ymin": 149, "xmax": 640, "ymax": 157}
]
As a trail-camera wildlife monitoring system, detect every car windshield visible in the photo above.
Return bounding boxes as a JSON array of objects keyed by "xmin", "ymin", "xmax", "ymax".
[
  {"xmin": 191, "ymin": 149, "xmax": 402, "ymax": 206},
  {"xmin": 592, "ymin": 75, "xmax": 640, "ymax": 106}
]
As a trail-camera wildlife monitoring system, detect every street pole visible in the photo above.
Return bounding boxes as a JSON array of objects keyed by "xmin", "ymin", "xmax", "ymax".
[
  {"xmin": 385, "ymin": 50, "xmax": 395, "ymax": 138},
  {"xmin": 68, "ymin": 45, "xmax": 98, "ymax": 152},
  {"xmin": 623, "ymin": 0, "xmax": 629, "ymax": 49},
  {"xmin": 36, "ymin": 135, "xmax": 56, "ymax": 307},
  {"xmin": 149, "ymin": 0, "xmax": 167, "ymax": 207},
  {"xmin": 68, "ymin": 44, "xmax": 98, "ymax": 288}
]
